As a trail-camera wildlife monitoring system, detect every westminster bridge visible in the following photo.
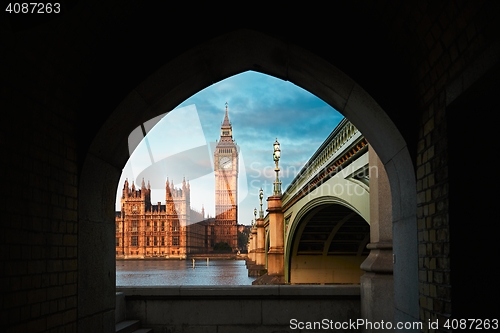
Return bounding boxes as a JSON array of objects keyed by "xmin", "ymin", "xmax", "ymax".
[{"xmin": 247, "ymin": 118, "xmax": 375, "ymax": 286}]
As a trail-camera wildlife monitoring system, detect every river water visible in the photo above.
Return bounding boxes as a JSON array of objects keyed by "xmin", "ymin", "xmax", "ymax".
[{"xmin": 116, "ymin": 259, "xmax": 256, "ymax": 286}]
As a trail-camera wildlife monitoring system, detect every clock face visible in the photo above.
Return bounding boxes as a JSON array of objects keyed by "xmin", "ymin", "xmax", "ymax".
[{"xmin": 219, "ymin": 156, "xmax": 232, "ymax": 169}]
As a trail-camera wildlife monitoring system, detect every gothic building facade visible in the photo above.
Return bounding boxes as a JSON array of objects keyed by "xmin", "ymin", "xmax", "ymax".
[{"xmin": 115, "ymin": 178, "xmax": 211, "ymax": 259}]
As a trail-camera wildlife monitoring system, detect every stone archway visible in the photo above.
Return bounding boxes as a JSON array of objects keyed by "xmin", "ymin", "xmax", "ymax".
[{"xmin": 78, "ymin": 29, "xmax": 418, "ymax": 327}]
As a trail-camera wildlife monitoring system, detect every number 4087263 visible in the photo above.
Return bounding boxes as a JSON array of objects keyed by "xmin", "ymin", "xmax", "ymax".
[{"xmin": 6, "ymin": 3, "xmax": 61, "ymax": 14}]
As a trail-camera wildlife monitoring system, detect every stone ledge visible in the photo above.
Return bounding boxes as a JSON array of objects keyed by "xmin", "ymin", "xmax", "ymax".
[{"xmin": 116, "ymin": 285, "xmax": 360, "ymax": 299}]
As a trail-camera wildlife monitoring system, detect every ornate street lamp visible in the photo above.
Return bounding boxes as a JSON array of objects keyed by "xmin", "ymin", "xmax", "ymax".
[
  {"xmin": 273, "ymin": 138, "xmax": 282, "ymax": 195},
  {"xmin": 259, "ymin": 188, "xmax": 264, "ymax": 218},
  {"xmin": 254, "ymin": 207, "xmax": 257, "ymax": 222}
]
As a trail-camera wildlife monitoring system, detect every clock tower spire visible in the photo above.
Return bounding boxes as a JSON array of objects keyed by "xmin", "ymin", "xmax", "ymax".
[
  {"xmin": 214, "ymin": 102, "xmax": 239, "ymax": 251},
  {"xmin": 220, "ymin": 102, "xmax": 233, "ymax": 141}
]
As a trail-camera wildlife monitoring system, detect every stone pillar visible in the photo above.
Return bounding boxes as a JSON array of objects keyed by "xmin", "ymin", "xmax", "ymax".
[
  {"xmin": 250, "ymin": 226, "xmax": 257, "ymax": 262},
  {"xmin": 360, "ymin": 146, "xmax": 394, "ymax": 332},
  {"xmin": 255, "ymin": 218, "xmax": 265, "ymax": 266},
  {"xmin": 247, "ymin": 225, "xmax": 266, "ymax": 277},
  {"xmin": 266, "ymin": 195, "xmax": 284, "ymax": 279},
  {"xmin": 247, "ymin": 232, "xmax": 254, "ymax": 263}
]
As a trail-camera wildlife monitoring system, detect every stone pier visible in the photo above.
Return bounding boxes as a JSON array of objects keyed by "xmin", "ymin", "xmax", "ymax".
[{"xmin": 253, "ymin": 195, "xmax": 285, "ymax": 284}]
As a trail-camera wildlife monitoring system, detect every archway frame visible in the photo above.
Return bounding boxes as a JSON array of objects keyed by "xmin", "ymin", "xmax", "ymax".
[{"xmin": 79, "ymin": 29, "xmax": 418, "ymax": 326}]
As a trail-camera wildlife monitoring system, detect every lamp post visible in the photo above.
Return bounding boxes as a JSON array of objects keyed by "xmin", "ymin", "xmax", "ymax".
[
  {"xmin": 254, "ymin": 208, "xmax": 257, "ymax": 222},
  {"xmin": 259, "ymin": 188, "xmax": 264, "ymax": 218},
  {"xmin": 262, "ymin": 138, "xmax": 285, "ymax": 282},
  {"xmin": 273, "ymin": 138, "xmax": 281, "ymax": 195}
]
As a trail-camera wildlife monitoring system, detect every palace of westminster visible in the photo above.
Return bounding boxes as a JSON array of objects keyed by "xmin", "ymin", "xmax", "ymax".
[{"xmin": 115, "ymin": 105, "xmax": 239, "ymax": 258}]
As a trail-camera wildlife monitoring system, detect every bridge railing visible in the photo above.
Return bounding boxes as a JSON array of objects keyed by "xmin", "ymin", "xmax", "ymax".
[{"xmin": 282, "ymin": 118, "xmax": 364, "ymax": 207}]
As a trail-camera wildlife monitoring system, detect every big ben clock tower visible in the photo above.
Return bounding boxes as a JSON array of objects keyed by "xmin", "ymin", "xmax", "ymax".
[{"xmin": 214, "ymin": 103, "xmax": 239, "ymax": 250}]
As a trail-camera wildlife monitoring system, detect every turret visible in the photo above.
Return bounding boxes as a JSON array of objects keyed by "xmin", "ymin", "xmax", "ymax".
[
  {"xmin": 140, "ymin": 178, "xmax": 146, "ymax": 199},
  {"xmin": 166, "ymin": 178, "xmax": 172, "ymax": 198},
  {"xmin": 123, "ymin": 178, "xmax": 129, "ymax": 198}
]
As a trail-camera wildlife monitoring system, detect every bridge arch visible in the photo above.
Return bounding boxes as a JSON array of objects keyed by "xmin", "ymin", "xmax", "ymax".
[
  {"xmin": 79, "ymin": 28, "xmax": 417, "ymax": 324},
  {"xmin": 285, "ymin": 196, "xmax": 369, "ymax": 284}
]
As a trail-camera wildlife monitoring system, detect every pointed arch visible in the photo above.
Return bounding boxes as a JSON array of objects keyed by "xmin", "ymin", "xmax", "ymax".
[{"xmin": 79, "ymin": 28, "xmax": 417, "ymax": 325}]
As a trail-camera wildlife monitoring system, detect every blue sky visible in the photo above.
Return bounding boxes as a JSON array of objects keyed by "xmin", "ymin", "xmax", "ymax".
[{"xmin": 116, "ymin": 71, "xmax": 343, "ymax": 225}]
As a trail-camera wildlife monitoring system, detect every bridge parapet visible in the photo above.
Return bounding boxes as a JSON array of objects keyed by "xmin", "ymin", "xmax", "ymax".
[{"xmin": 282, "ymin": 118, "xmax": 366, "ymax": 210}]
